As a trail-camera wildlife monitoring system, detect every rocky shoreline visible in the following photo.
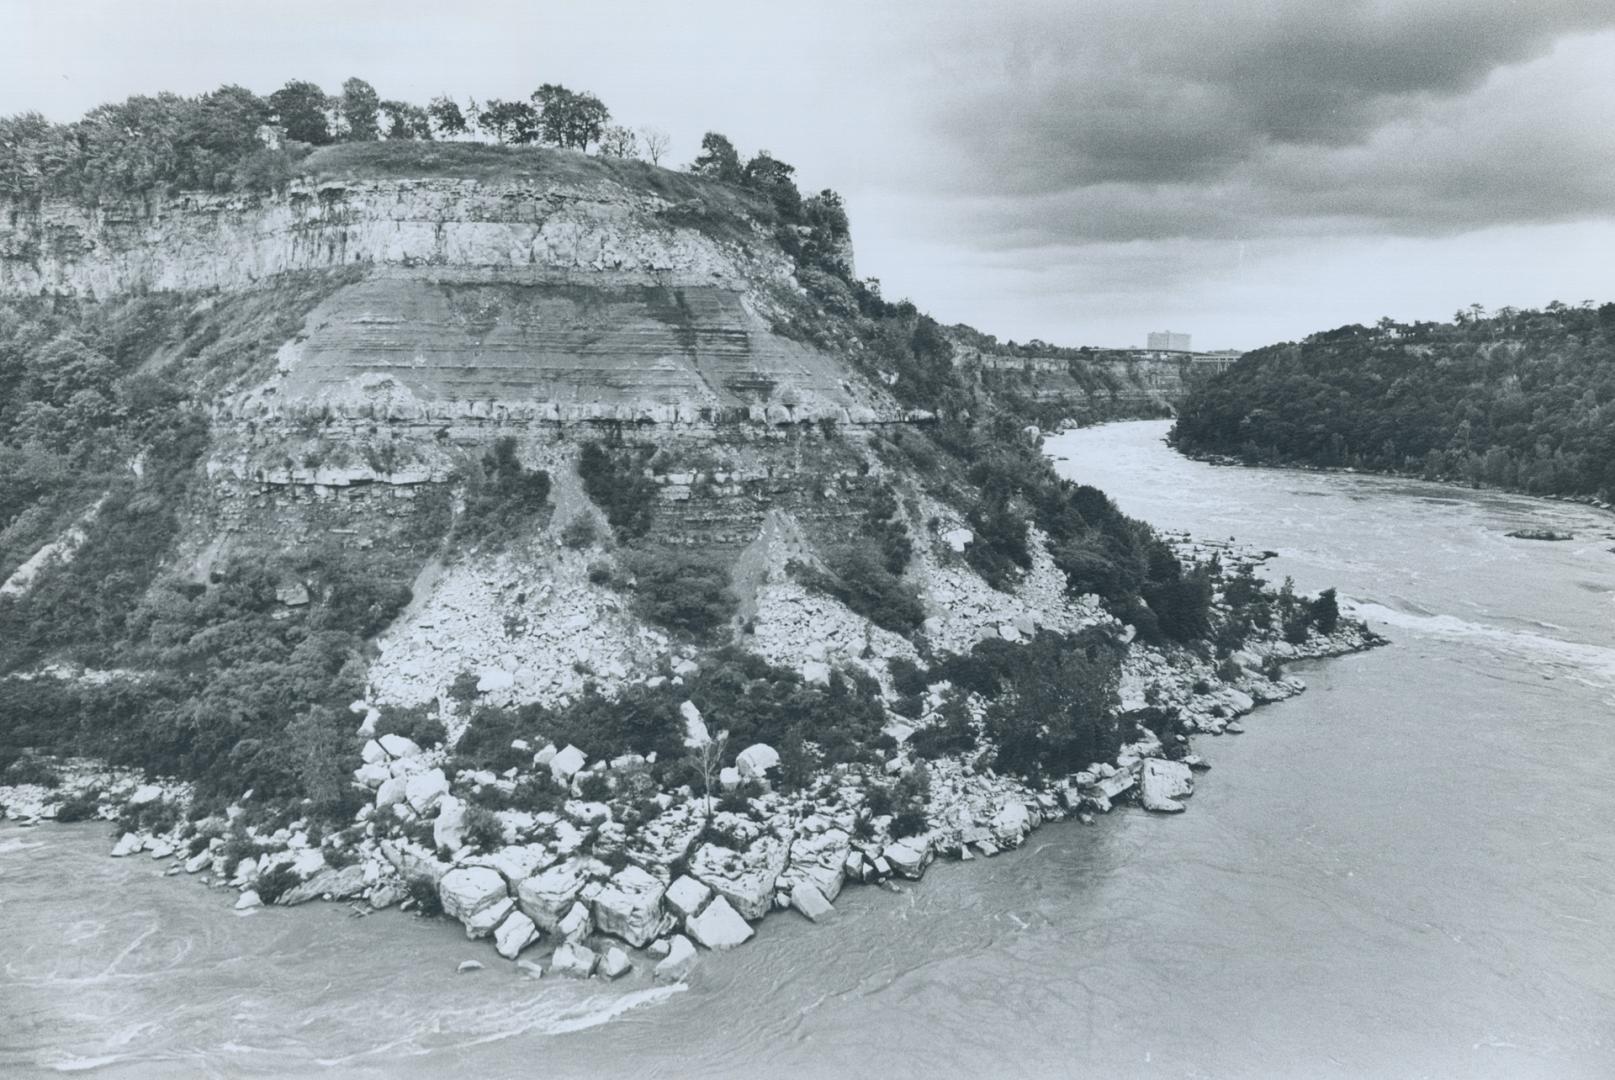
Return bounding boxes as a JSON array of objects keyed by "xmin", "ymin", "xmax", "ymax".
[{"xmin": 1, "ymin": 619, "xmax": 1382, "ymax": 986}]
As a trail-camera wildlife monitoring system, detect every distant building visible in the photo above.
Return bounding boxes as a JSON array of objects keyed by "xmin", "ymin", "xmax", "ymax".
[{"xmin": 1147, "ymin": 330, "xmax": 1192, "ymax": 351}]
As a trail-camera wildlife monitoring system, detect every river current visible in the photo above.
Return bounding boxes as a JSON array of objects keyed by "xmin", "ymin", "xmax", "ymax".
[{"xmin": 3, "ymin": 419, "xmax": 1612, "ymax": 1079}]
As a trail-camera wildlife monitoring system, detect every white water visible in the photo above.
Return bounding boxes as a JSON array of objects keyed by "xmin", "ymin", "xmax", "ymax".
[{"xmin": 4, "ymin": 420, "xmax": 1613, "ymax": 1078}]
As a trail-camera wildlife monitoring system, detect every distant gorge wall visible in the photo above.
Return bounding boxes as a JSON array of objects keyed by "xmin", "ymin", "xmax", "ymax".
[
  {"xmin": 960, "ymin": 347, "xmax": 1200, "ymax": 417},
  {"xmin": 0, "ymin": 177, "xmax": 777, "ymax": 296}
]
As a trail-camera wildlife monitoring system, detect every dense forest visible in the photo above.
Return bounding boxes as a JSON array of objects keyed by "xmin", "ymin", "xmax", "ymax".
[{"xmin": 1171, "ymin": 303, "xmax": 1615, "ymax": 499}]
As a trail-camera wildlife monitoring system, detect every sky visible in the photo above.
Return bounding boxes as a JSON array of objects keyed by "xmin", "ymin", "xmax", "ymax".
[{"xmin": 3, "ymin": 0, "xmax": 1613, "ymax": 351}]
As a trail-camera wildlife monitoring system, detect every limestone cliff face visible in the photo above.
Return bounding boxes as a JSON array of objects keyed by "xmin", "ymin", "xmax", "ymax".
[
  {"xmin": 956, "ymin": 345, "xmax": 1196, "ymax": 418},
  {"xmin": 1, "ymin": 161, "xmax": 1108, "ymax": 717}
]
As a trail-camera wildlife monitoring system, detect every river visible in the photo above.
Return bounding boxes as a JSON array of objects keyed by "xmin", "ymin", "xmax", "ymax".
[{"xmin": 4, "ymin": 419, "xmax": 1613, "ymax": 1079}]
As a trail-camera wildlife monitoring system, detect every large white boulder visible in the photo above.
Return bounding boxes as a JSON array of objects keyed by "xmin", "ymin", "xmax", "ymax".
[
  {"xmin": 433, "ymin": 795, "xmax": 467, "ymax": 853},
  {"xmin": 110, "ymin": 832, "xmax": 143, "ymax": 857},
  {"xmin": 664, "ymin": 875, "xmax": 712, "ymax": 920},
  {"xmin": 549, "ymin": 745, "xmax": 587, "ymax": 784},
  {"xmin": 780, "ymin": 828, "xmax": 850, "ymax": 902},
  {"xmin": 679, "ymin": 701, "xmax": 709, "ymax": 747},
  {"xmin": 600, "ymin": 947, "xmax": 632, "ymax": 980},
  {"xmin": 438, "ymin": 866, "xmax": 509, "ymax": 923},
  {"xmin": 691, "ymin": 837, "xmax": 788, "ymax": 921},
  {"xmin": 591, "ymin": 866, "xmax": 667, "ymax": 948},
  {"xmin": 476, "ymin": 669, "xmax": 515, "ymax": 694},
  {"xmin": 883, "ymin": 838, "xmax": 929, "ymax": 880},
  {"xmin": 516, "ymin": 859, "xmax": 587, "ymax": 932},
  {"xmin": 128, "ymin": 784, "xmax": 164, "ymax": 806},
  {"xmin": 404, "ymin": 768, "xmax": 450, "ymax": 814},
  {"xmin": 790, "ymin": 882, "xmax": 836, "ymax": 923},
  {"xmin": 686, "ymin": 895, "xmax": 754, "ymax": 950},
  {"xmin": 735, "ymin": 743, "xmax": 780, "ymax": 781},
  {"xmin": 494, "ymin": 910, "xmax": 540, "ymax": 959},
  {"xmin": 375, "ymin": 775, "xmax": 409, "ymax": 809},
  {"xmin": 462, "ymin": 898, "xmax": 515, "ymax": 940},
  {"xmin": 361, "ymin": 739, "xmax": 389, "ymax": 765},
  {"xmin": 378, "ymin": 733, "xmax": 422, "ymax": 760},
  {"xmin": 549, "ymin": 941, "xmax": 597, "ymax": 979},
  {"xmin": 1140, "ymin": 758, "xmax": 1194, "ymax": 813},
  {"xmin": 990, "ymin": 801, "xmax": 1032, "ymax": 847},
  {"xmin": 654, "ymin": 935, "xmax": 698, "ymax": 983}
]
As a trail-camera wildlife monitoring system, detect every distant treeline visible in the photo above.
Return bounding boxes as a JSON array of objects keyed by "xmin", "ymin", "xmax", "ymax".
[{"xmin": 1171, "ymin": 303, "xmax": 1615, "ymax": 499}]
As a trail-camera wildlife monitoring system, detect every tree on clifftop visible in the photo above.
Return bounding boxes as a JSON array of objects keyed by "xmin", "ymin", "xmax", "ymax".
[
  {"xmin": 532, "ymin": 84, "xmax": 610, "ymax": 150},
  {"xmin": 691, "ymin": 132, "xmax": 742, "ymax": 182},
  {"xmin": 427, "ymin": 95, "xmax": 468, "ymax": 138},
  {"xmin": 476, "ymin": 99, "xmax": 538, "ymax": 145},
  {"xmin": 267, "ymin": 80, "xmax": 331, "ymax": 145},
  {"xmin": 338, "ymin": 78, "xmax": 381, "ymax": 141}
]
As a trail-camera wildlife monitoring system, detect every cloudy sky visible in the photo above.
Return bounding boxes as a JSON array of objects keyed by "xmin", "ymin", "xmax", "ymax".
[{"xmin": 3, "ymin": 0, "xmax": 1613, "ymax": 349}]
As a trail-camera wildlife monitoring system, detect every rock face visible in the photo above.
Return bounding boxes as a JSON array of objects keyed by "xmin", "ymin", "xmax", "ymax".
[
  {"xmin": 590, "ymin": 866, "xmax": 667, "ymax": 948},
  {"xmin": 1140, "ymin": 758, "xmax": 1194, "ymax": 813}
]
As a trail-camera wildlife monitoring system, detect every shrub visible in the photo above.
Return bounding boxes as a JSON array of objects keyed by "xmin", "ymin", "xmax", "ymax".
[
  {"xmin": 254, "ymin": 862, "xmax": 302, "ymax": 905},
  {"xmin": 461, "ymin": 805, "xmax": 507, "ymax": 852},
  {"xmin": 454, "ymin": 436, "xmax": 552, "ymax": 551},
  {"xmin": 406, "ymin": 874, "xmax": 443, "ymax": 916},
  {"xmin": 621, "ymin": 547, "xmax": 737, "ymax": 639},
  {"xmin": 373, "ymin": 704, "xmax": 447, "ymax": 749},
  {"xmin": 560, "ymin": 514, "xmax": 600, "ymax": 550},
  {"xmin": 577, "ymin": 442, "xmax": 658, "ymax": 540},
  {"xmin": 1309, "ymin": 588, "xmax": 1341, "ymax": 634},
  {"xmin": 54, "ymin": 792, "xmax": 101, "ymax": 822},
  {"xmin": 2, "ymin": 753, "xmax": 60, "ymax": 788},
  {"xmin": 984, "ymin": 633, "xmax": 1122, "ymax": 778},
  {"xmin": 889, "ymin": 656, "xmax": 930, "ymax": 697},
  {"xmin": 577, "ymin": 771, "xmax": 612, "ymax": 801},
  {"xmin": 789, "ymin": 545, "xmax": 924, "ymax": 635}
]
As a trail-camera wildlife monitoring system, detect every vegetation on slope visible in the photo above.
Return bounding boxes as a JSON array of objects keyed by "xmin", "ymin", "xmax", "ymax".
[{"xmin": 1172, "ymin": 303, "xmax": 1615, "ymax": 499}]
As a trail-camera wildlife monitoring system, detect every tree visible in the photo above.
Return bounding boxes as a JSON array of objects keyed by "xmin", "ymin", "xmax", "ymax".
[
  {"xmin": 477, "ymin": 99, "xmax": 537, "ymax": 145},
  {"xmin": 638, "ymin": 126, "xmax": 670, "ymax": 166},
  {"xmin": 338, "ymin": 78, "xmax": 380, "ymax": 141},
  {"xmin": 691, "ymin": 132, "xmax": 742, "ymax": 182},
  {"xmin": 379, "ymin": 100, "xmax": 432, "ymax": 140},
  {"xmin": 427, "ymin": 95, "xmax": 468, "ymax": 138},
  {"xmin": 597, "ymin": 124, "xmax": 639, "ymax": 159},
  {"xmin": 688, "ymin": 727, "xmax": 729, "ymax": 817},
  {"xmin": 532, "ymin": 84, "xmax": 609, "ymax": 150},
  {"xmin": 268, "ymin": 80, "xmax": 331, "ymax": 145}
]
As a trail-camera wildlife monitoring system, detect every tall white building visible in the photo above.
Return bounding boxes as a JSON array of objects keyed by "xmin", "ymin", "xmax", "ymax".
[{"xmin": 1147, "ymin": 330, "xmax": 1192, "ymax": 351}]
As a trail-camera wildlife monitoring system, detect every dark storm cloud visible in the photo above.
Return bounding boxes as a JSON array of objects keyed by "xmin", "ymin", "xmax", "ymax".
[{"xmin": 902, "ymin": 1, "xmax": 1615, "ymax": 246}]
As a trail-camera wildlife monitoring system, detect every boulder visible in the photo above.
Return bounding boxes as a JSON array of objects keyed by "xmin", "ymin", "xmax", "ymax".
[
  {"xmin": 361, "ymin": 739, "xmax": 389, "ymax": 765},
  {"xmin": 1140, "ymin": 758, "xmax": 1194, "ymax": 813},
  {"xmin": 679, "ymin": 700, "xmax": 709, "ymax": 746},
  {"xmin": 802, "ymin": 660, "xmax": 832, "ymax": 686},
  {"xmin": 404, "ymin": 768, "xmax": 450, "ymax": 814},
  {"xmin": 558, "ymin": 900, "xmax": 592, "ymax": 943},
  {"xmin": 600, "ymin": 947, "xmax": 632, "ymax": 979},
  {"xmin": 781, "ymin": 828, "xmax": 850, "ymax": 901},
  {"xmin": 654, "ymin": 935, "xmax": 698, "ymax": 983},
  {"xmin": 789, "ymin": 883, "xmax": 836, "ymax": 923},
  {"xmin": 374, "ymin": 775, "xmax": 409, "ymax": 809},
  {"xmin": 665, "ymin": 875, "xmax": 712, "ymax": 920},
  {"xmin": 476, "ymin": 669, "xmax": 514, "ymax": 694},
  {"xmin": 884, "ymin": 838, "xmax": 929, "ymax": 880},
  {"xmin": 184, "ymin": 849, "xmax": 213, "ymax": 874},
  {"xmin": 110, "ymin": 832, "xmax": 143, "ymax": 857},
  {"xmin": 433, "ymin": 795, "xmax": 467, "ymax": 853},
  {"xmin": 686, "ymin": 895, "xmax": 754, "ymax": 950},
  {"xmin": 736, "ymin": 743, "xmax": 780, "ymax": 781},
  {"xmin": 494, "ymin": 910, "xmax": 540, "ymax": 959},
  {"xmin": 691, "ymin": 837, "xmax": 789, "ymax": 921},
  {"xmin": 128, "ymin": 784, "xmax": 164, "ymax": 806},
  {"xmin": 516, "ymin": 859, "xmax": 586, "ymax": 932},
  {"xmin": 549, "ymin": 745, "xmax": 587, "ymax": 784},
  {"xmin": 990, "ymin": 802, "xmax": 1032, "ymax": 847},
  {"xmin": 517, "ymin": 959, "xmax": 544, "ymax": 979},
  {"xmin": 438, "ymin": 866, "xmax": 509, "ymax": 923},
  {"xmin": 378, "ymin": 733, "xmax": 422, "ymax": 759},
  {"xmin": 463, "ymin": 898, "xmax": 515, "ymax": 940},
  {"xmin": 549, "ymin": 942, "xmax": 597, "ymax": 979},
  {"xmin": 234, "ymin": 890, "xmax": 262, "ymax": 910},
  {"xmin": 591, "ymin": 866, "xmax": 667, "ymax": 948},
  {"xmin": 353, "ymin": 762, "xmax": 391, "ymax": 788},
  {"xmin": 281, "ymin": 864, "xmax": 366, "ymax": 905},
  {"xmin": 718, "ymin": 767, "xmax": 742, "ymax": 792}
]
